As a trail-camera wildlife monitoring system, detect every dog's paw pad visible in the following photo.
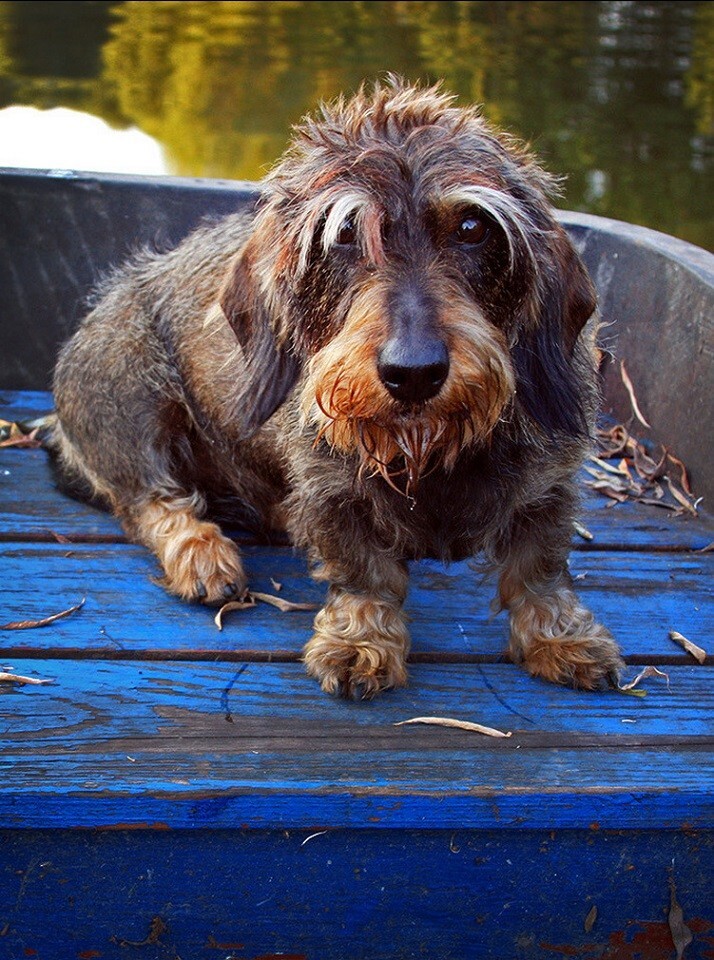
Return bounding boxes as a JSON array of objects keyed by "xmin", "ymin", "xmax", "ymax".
[
  {"xmin": 520, "ymin": 630, "xmax": 624, "ymax": 690},
  {"xmin": 163, "ymin": 527, "xmax": 247, "ymax": 605},
  {"xmin": 303, "ymin": 607, "xmax": 409, "ymax": 698},
  {"xmin": 509, "ymin": 588, "xmax": 623, "ymax": 690}
]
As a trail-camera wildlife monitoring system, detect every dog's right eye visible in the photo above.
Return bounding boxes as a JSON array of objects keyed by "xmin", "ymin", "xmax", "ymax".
[
  {"xmin": 336, "ymin": 217, "xmax": 357, "ymax": 246},
  {"xmin": 454, "ymin": 214, "xmax": 490, "ymax": 246}
]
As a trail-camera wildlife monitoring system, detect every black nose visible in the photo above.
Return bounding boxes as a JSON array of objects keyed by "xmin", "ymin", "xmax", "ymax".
[{"xmin": 377, "ymin": 338, "xmax": 450, "ymax": 404}]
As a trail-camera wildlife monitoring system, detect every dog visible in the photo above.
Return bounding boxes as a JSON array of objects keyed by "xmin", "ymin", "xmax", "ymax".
[{"xmin": 51, "ymin": 78, "xmax": 624, "ymax": 697}]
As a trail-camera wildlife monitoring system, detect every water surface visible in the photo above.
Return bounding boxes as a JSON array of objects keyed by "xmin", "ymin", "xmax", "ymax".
[{"xmin": 0, "ymin": 0, "xmax": 712, "ymax": 248}]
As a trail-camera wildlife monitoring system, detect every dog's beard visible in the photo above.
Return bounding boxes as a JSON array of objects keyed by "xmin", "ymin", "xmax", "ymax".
[
  {"xmin": 321, "ymin": 406, "xmax": 473, "ymax": 497},
  {"xmin": 299, "ymin": 282, "xmax": 516, "ymax": 497},
  {"xmin": 304, "ymin": 365, "xmax": 512, "ymax": 497}
]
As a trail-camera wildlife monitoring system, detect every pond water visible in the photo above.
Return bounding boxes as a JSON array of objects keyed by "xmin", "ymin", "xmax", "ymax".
[{"xmin": 0, "ymin": 0, "xmax": 712, "ymax": 249}]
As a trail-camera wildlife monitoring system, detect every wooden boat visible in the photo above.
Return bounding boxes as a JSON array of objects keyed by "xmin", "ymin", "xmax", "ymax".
[{"xmin": 0, "ymin": 169, "xmax": 711, "ymax": 959}]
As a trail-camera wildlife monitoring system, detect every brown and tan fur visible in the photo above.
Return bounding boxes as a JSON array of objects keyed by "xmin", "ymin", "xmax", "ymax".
[{"xmin": 51, "ymin": 78, "xmax": 624, "ymax": 696}]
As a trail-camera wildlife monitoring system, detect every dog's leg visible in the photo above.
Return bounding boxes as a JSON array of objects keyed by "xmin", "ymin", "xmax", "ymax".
[
  {"xmin": 124, "ymin": 494, "xmax": 247, "ymax": 604},
  {"xmin": 495, "ymin": 488, "xmax": 624, "ymax": 689},
  {"xmin": 302, "ymin": 549, "xmax": 410, "ymax": 698}
]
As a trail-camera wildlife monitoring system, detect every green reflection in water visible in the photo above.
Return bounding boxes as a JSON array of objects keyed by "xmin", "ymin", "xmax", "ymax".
[{"xmin": 0, "ymin": 0, "xmax": 712, "ymax": 249}]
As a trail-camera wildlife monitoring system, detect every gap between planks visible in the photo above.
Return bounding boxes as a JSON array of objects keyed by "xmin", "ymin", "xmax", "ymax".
[
  {"xmin": 0, "ymin": 531, "xmax": 707, "ymax": 554},
  {"xmin": 0, "ymin": 647, "xmax": 707, "ymax": 666}
]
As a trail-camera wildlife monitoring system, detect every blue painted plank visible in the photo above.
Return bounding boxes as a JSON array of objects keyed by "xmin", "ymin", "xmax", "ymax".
[
  {"xmin": 0, "ymin": 827, "xmax": 711, "ymax": 960},
  {"xmin": 4, "ymin": 659, "xmax": 711, "ymax": 738},
  {"xmin": 0, "ymin": 542, "xmax": 710, "ymax": 659},
  {"xmin": 0, "ymin": 660, "xmax": 711, "ymax": 829},
  {"xmin": 0, "ymin": 448, "xmax": 125, "ymax": 539},
  {"xmin": 1, "ymin": 392, "xmax": 711, "ymax": 550},
  {"xmin": 0, "ymin": 388, "xmax": 52, "ymax": 420}
]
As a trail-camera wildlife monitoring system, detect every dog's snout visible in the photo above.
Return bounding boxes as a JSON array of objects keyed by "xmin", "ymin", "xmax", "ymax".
[
  {"xmin": 380, "ymin": 283, "xmax": 449, "ymax": 403},
  {"xmin": 378, "ymin": 338, "xmax": 449, "ymax": 403}
]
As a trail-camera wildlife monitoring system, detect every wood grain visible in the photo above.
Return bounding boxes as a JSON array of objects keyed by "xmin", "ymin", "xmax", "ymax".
[
  {"xmin": 1, "ymin": 659, "xmax": 712, "ymax": 829},
  {"xmin": 0, "ymin": 542, "xmax": 710, "ymax": 659}
]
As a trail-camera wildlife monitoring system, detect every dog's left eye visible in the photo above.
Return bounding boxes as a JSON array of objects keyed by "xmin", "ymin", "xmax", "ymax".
[
  {"xmin": 454, "ymin": 214, "xmax": 490, "ymax": 246},
  {"xmin": 336, "ymin": 217, "xmax": 357, "ymax": 246}
]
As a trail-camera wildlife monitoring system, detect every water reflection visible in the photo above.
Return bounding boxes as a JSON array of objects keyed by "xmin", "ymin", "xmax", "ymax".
[
  {"xmin": 0, "ymin": 0, "xmax": 711, "ymax": 248},
  {"xmin": 0, "ymin": 104, "xmax": 166, "ymax": 173}
]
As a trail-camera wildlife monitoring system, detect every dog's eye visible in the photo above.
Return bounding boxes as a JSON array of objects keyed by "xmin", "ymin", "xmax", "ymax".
[
  {"xmin": 336, "ymin": 217, "xmax": 357, "ymax": 246},
  {"xmin": 454, "ymin": 214, "xmax": 490, "ymax": 246}
]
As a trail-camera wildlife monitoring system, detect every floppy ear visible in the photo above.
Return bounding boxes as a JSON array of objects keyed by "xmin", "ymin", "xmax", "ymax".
[
  {"xmin": 558, "ymin": 236, "xmax": 598, "ymax": 355},
  {"xmin": 511, "ymin": 229, "xmax": 597, "ymax": 438},
  {"xmin": 218, "ymin": 244, "xmax": 302, "ymax": 437}
]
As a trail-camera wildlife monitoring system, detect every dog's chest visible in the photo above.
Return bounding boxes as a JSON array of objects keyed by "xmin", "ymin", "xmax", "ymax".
[{"xmin": 371, "ymin": 456, "xmax": 514, "ymax": 562}]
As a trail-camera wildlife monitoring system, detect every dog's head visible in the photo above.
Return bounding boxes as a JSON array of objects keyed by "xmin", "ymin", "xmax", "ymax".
[{"xmin": 220, "ymin": 77, "xmax": 596, "ymax": 492}]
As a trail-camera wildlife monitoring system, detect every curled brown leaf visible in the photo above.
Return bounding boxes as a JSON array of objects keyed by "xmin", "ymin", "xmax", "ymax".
[
  {"xmin": 214, "ymin": 598, "xmax": 257, "ymax": 630},
  {"xmin": 0, "ymin": 597, "xmax": 86, "ymax": 630},
  {"xmin": 620, "ymin": 360, "xmax": 651, "ymax": 429},
  {"xmin": 669, "ymin": 631, "xmax": 707, "ymax": 664},
  {"xmin": 618, "ymin": 665, "xmax": 670, "ymax": 694}
]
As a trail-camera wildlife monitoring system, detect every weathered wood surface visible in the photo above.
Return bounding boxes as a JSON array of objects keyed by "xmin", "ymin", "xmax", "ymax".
[
  {"xmin": 0, "ymin": 828, "xmax": 710, "ymax": 960},
  {"xmin": 3, "ymin": 392, "xmax": 712, "ymax": 551},
  {"xmin": 1, "ymin": 658, "xmax": 712, "ymax": 830},
  {"xmin": 0, "ymin": 543, "xmax": 710, "ymax": 660},
  {"xmin": 1, "ymin": 389, "xmax": 712, "ymax": 958}
]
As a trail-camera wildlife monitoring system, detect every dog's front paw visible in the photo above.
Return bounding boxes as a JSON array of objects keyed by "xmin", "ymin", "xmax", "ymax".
[
  {"xmin": 161, "ymin": 522, "xmax": 247, "ymax": 604},
  {"xmin": 303, "ymin": 594, "xmax": 410, "ymax": 698},
  {"xmin": 510, "ymin": 588, "xmax": 624, "ymax": 690}
]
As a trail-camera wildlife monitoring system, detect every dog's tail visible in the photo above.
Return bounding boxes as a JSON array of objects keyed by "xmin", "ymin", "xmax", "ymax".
[{"xmin": 40, "ymin": 413, "xmax": 112, "ymax": 512}]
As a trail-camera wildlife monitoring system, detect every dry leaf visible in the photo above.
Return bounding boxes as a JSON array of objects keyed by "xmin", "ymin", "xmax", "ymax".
[
  {"xmin": 394, "ymin": 716, "xmax": 512, "ymax": 738},
  {"xmin": 0, "ymin": 597, "xmax": 85, "ymax": 630},
  {"xmin": 669, "ymin": 631, "xmax": 707, "ymax": 665},
  {"xmin": 300, "ymin": 830, "xmax": 328, "ymax": 846},
  {"xmin": 637, "ymin": 497, "xmax": 679, "ymax": 511},
  {"xmin": 666, "ymin": 478, "xmax": 697, "ymax": 516},
  {"xmin": 588, "ymin": 456, "xmax": 629, "ymax": 478},
  {"xmin": 584, "ymin": 905, "xmax": 597, "ymax": 933},
  {"xmin": 214, "ymin": 598, "xmax": 256, "ymax": 630},
  {"xmin": 620, "ymin": 360, "xmax": 651, "ymax": 429},
  {"xmin": 573, "ymin": 520, "xmax": 594, "ymax": 542},
  {"xmin": 0, "ymin": 670, "xmax": 53, "ymax": 685},
  {"xmin": 584, "ymin": 465, "xmax": 629, "ymax": 488},
  {"xmin": 668, "ymin": 876, "xmax": 693, "ymax": 960},
  {"xmin": 618, "ymin": 665, "xmax": 670, "ymax": 693},
  {"xmin": 596, "ymin": 424, "xmax": 629, "ymax": 457},
  {"xmin": 586, "ymin": 481, "xmax": 629, "ymax": 503},
  {"xmin": 214, "ymin": 590, "xmax": 318, "ymax": 629},
  {"xmin": 48, "ymin": 530, "xmax": 72, "ymax": 544},
  {"xmin": 617, "ymin": 458, "xmax": 634, "ymax": 482},
  {"xmin": 0, "ymin": 426, "xmax": 42, "ymax": 449},
  {"xmin": 593, "ymin": 419, "xmax": 698, "ymax": 515},
  {"xmin": 667, "ymin": 453, "xmax": 693, "ymax": 497},
  {"xmin": 250, "ymin": 591, "xmax": 318, "ymax": 613},
  {"xmin": 632, "ymin": 442, "xmax": 665, "ymax": 482},
  {"xmin": 0, "ymin": 417, "xmax": 44, "ymax": 449}
]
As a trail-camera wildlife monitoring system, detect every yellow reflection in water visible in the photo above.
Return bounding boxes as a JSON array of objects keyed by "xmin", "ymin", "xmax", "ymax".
[{"xmin": 0, "ymin": 0, "xmax": 711, "ymax": 247}]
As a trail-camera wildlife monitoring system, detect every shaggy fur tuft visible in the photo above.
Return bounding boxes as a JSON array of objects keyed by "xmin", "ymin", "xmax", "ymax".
[{"xmin": 51, "ymin": 77, "xmax": 623, "ymax": 696}]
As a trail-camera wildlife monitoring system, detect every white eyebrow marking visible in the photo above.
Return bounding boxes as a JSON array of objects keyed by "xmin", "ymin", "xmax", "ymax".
[
  {"xmin": 294, "ymin": 189, "xmax": 384, "ymax": 276},
  {"xmin": 440, "ymin": 184, "xmax": 544, "ymax": 270},
  {"xmin": 320, "ymin": 192, "xmax": 369, "ymax": 253}
]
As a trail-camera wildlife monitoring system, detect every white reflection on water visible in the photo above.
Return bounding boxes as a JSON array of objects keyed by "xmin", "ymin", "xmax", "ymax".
[{"xmin": 0, "ymin": 106, "xmax": 168, "ymax": 175}]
